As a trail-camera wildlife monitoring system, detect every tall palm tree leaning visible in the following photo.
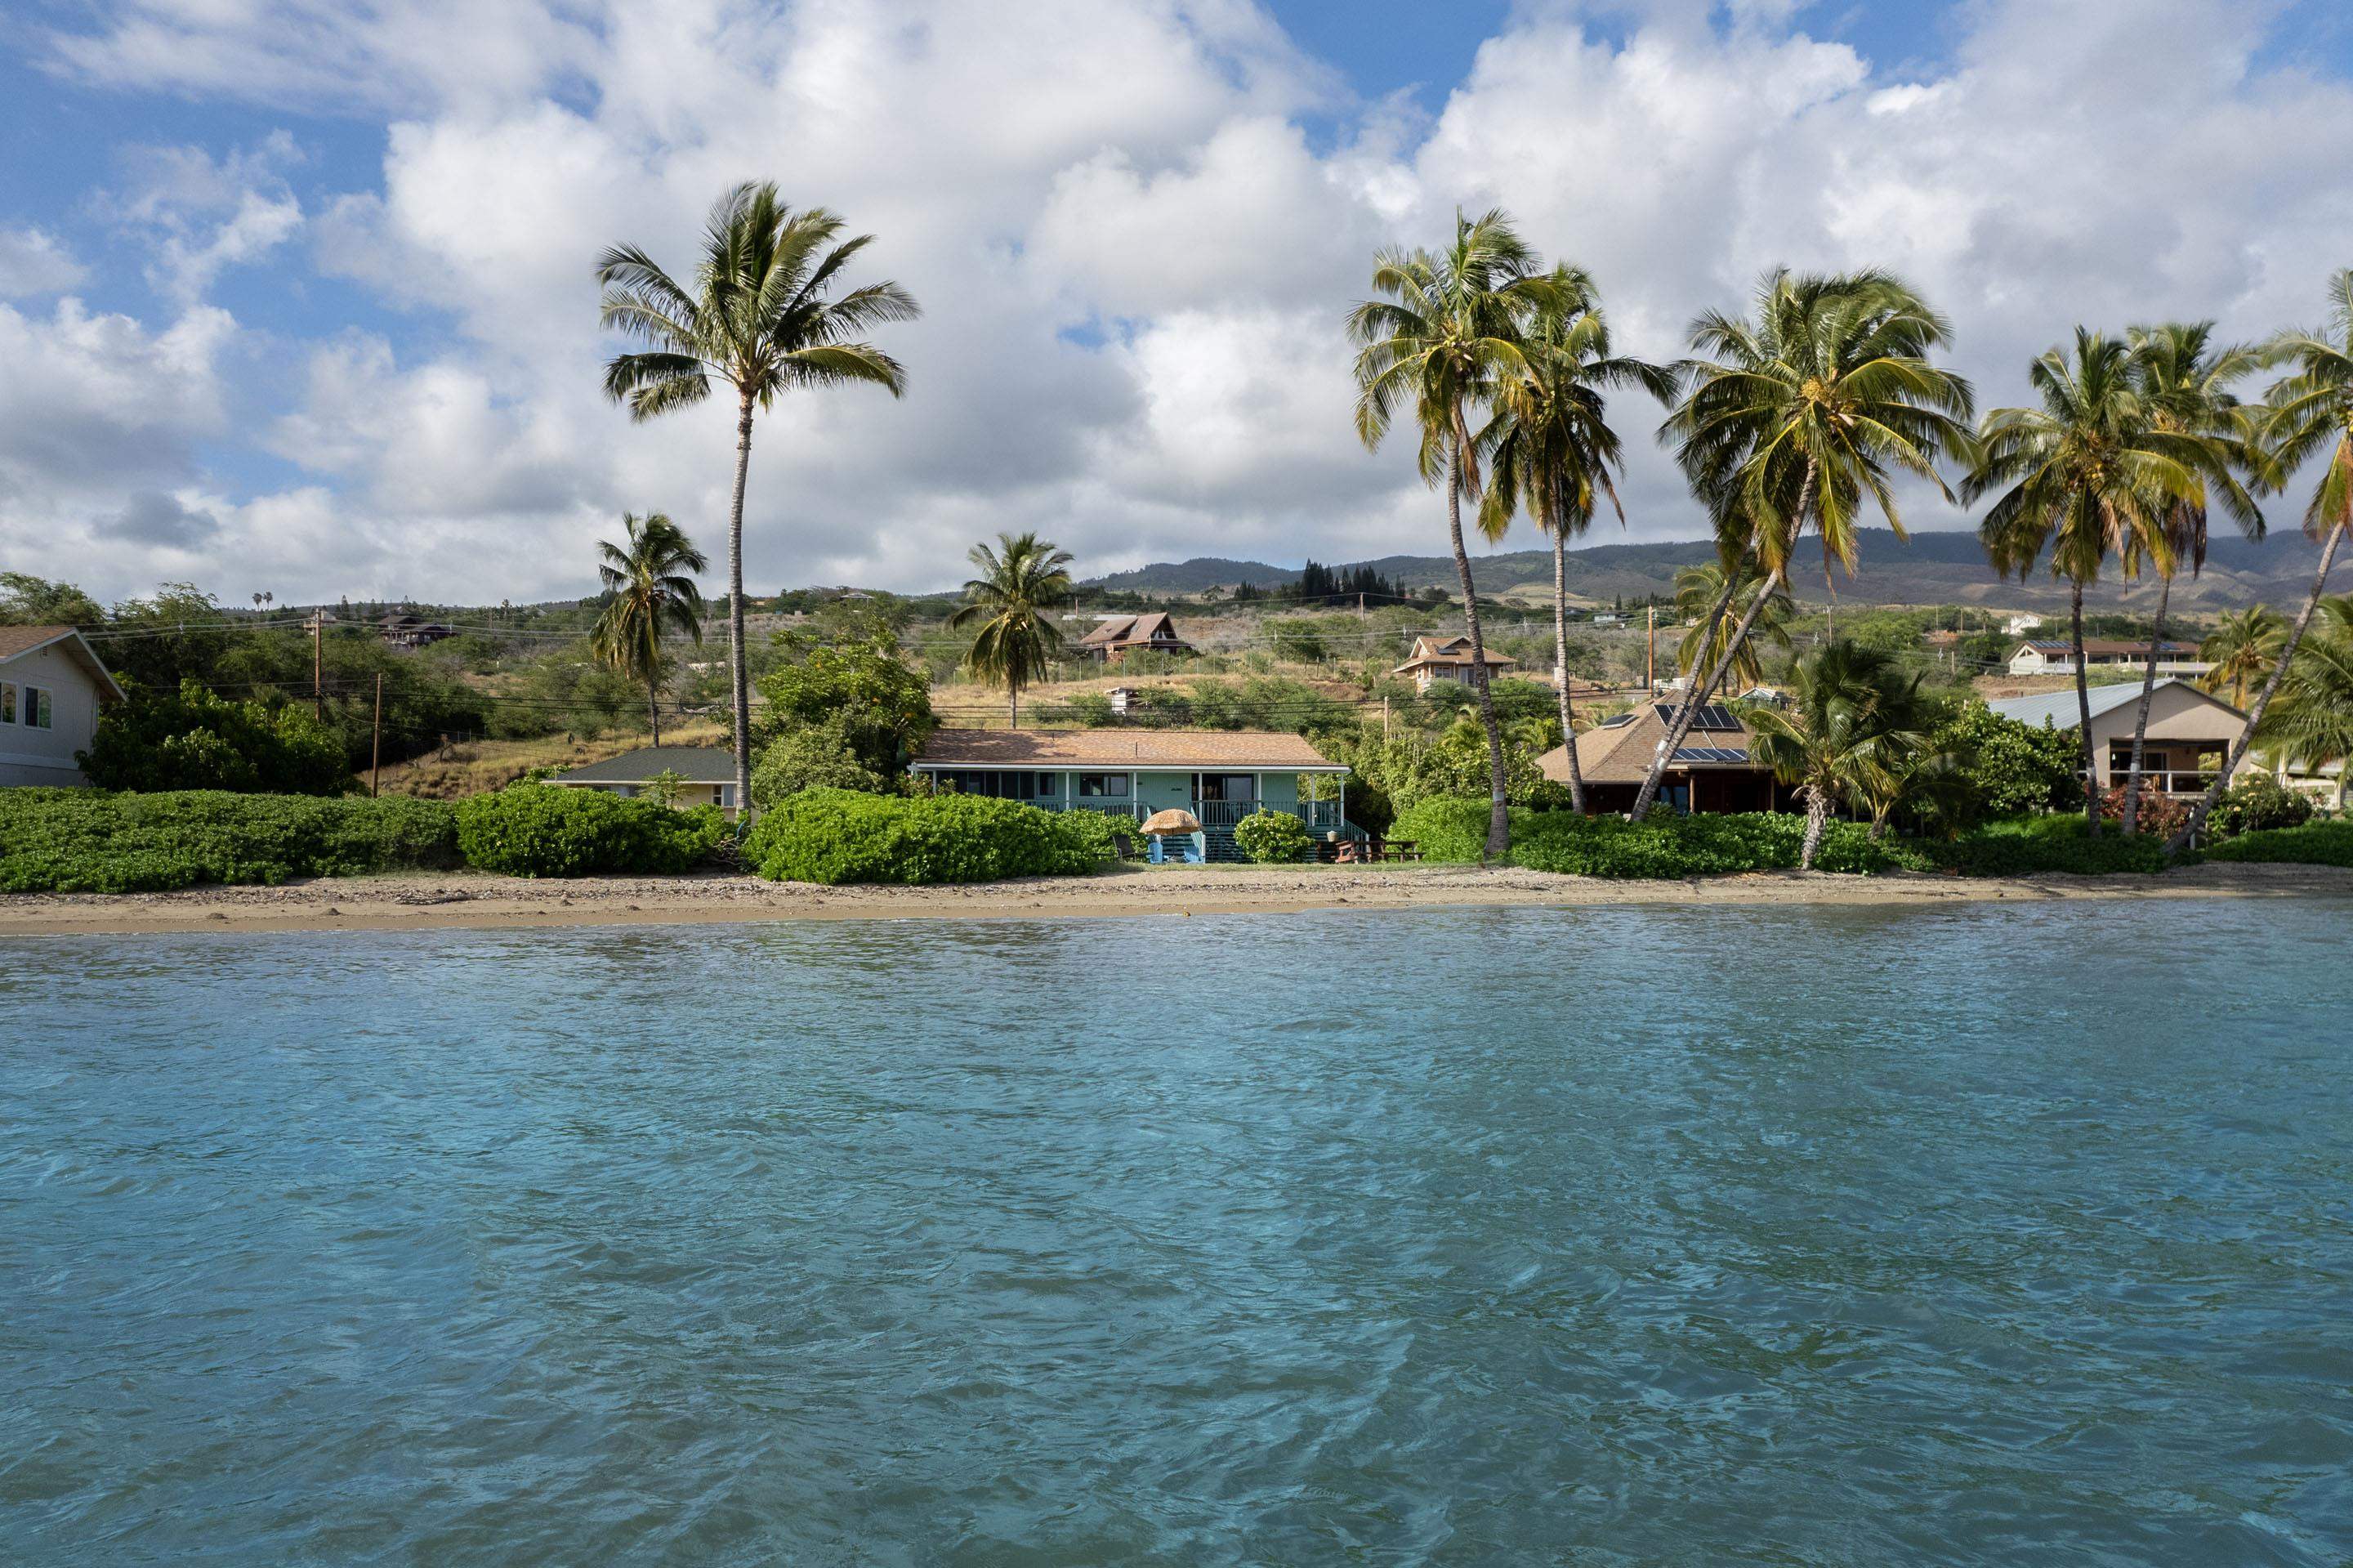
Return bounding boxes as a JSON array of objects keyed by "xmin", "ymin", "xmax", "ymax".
[
  {"xmin": 1350, "ymin": 210, "xmax": 1568, "ymax": 860},
  {"xmin": 1673, "ymin": 557, "xmax": 1794, "ymax": 695},
  {"xmin": 1477, "ymin": 266, "xmax": 1676, "ymax": 814},
  {"xmin": 1634, "ymin": 269, "xmax": 1976, "ymax": 818},
  {"xmin": 2113, "ymin": 324, "xmax": 2269, "ymax": 830},
  {"xmin": 1967, "ymin": 330, "xmax": 2199, "ymax": 837},
  {"xmin": 590, "ymin": 511, "xmax": 708, "ymax": 747},
  {"xmin": 596, "ymin": 181, "xmax": 920, "ymax": 815},
  {"xmin": 949, "ymin": 532, "xmax": 1074, "ymax": 729},
  {"xmin": 2171, "ymin": 270, "xmax": 2353, "ymax": 853}
]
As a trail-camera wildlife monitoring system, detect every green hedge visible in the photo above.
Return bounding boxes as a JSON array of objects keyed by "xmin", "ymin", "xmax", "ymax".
[
  {"xmin": 1923, "ymin": 815, "xmax": 2170, "ymax": 877},
  {"xmin": 1233, "ymin": 809, "xmax": 1314, "ymax": 864},
  {"xmin": 743, "ymin": 789, "xmax": 1122, "ymax": 884},
  {"xmin": 0, "ymin": 788, "xmax": 458, "ymax": 893},
  {"xmin": 2202, "ymin": 820, "xmax": 2353, "ymax": 869},
  {"xmin": 1389, "ymin": 800, "xmax": 1926, "ymax": 877},
  {"xmin": 453, "ymin": 785, "xmax": 729, "ymax": 878}
]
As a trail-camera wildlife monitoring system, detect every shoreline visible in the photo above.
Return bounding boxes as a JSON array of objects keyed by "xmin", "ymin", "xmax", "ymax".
[{"xmin": 3, "ymin": 860, "xmax": 2349, "ymax": 936}]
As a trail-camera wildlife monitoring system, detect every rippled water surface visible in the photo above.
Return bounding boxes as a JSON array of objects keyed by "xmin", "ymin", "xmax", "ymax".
[{"xmin": 6, "ymin": 901, "xmax": 2353, "ymax": 1565}]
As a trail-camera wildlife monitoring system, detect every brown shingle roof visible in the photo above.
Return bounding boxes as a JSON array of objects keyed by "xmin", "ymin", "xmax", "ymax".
[
  {"xmin": 0, "ymin": 624, "xmax": 124, "ymax": 699},
  {"xmin": 0, "ymin": 625, "xmax": 72, "ymax": 660},
  {"xmin": 1077, "ymin": 611, "xmax": 1190, "ymax": 650},
  {"xmin": 1393, "ymin": 634, "xmax": 1516, "ymax": 672},
  {"xmin": 915, "ymin": 727, "xmax": 1343, "ymax": 770},
  {"xmin": 1538, "ymin": 703, "xmax": 1769, "ymax": 785}
]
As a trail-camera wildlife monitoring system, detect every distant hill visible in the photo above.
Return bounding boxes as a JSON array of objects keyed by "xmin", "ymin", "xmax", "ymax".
[{"xmin": 1086, "ymin": 528, "xmax": 2341, "ymax": 613}]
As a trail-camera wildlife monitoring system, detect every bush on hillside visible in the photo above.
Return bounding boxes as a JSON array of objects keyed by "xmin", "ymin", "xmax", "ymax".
[
  {"xmin": 743, "ymin": 788, "xmax": 1121, "ymax": 884},
  {"xmin": 1387, "ymin": 799, "xmax": 1925, "ymax": 878},
  {"xmin": 0, "ymin": 789, "xmax": 458, "ymax": 893},
  {"xmin": 1233, "ymin": 808, "xmax": 1314, "ymax": 864},
  {"xmin": 80, "ymin": 680, "xmax": 351, "ymax": 796},
  {"xmin": 2201, "ymin": 820, "xmax": 2353, "ymax": 868},
  {"xmin": 453, "ymin": 784, "xmax": 728, "ymax": 878}
]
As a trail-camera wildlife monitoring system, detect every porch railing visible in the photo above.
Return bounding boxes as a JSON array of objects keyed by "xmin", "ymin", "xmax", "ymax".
[{"xmin": 1042, "ymin": 798, "xmax": 1350, "ymax": 830}]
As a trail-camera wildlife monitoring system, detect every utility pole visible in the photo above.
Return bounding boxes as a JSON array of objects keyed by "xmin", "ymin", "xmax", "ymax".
[
  {"xmin": 308, "ymin": 611, "xmax": 326, "ymax": 721},
  {"xmin": 369, "ymin": 672, "xmax": 385, "ymax": 797},
  {"xmin": 1645, "ymin": 607, "xmax": 1656, "ymax": 692}
]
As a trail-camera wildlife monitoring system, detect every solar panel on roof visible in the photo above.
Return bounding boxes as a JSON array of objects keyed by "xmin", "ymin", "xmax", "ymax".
[
  {"xmin": 1599, "ymin": 712, "xmax": 1637, "ymax": 729},
  {"xmin": 1671, "ymin": 746, "xmax": 1752, "ymax": 765},
  {"xmin": 1654, "ymin": 703, "xmax": 1742, "ymax": 731}
]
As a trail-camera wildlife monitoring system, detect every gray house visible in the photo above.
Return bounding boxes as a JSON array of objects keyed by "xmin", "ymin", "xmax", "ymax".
[
  {"xmin": 0, "ymin": 626, "xmax": 123, "ymax": 788},
  {"xmin": 547, "ymin": 746, "xmax": 743, "ymax": 815}
]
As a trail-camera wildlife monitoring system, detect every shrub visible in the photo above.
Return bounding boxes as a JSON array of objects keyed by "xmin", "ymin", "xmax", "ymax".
[
  {"xmin": 1925, "ymin": 815, "xmax": 2169, "ymax": 877},
  {"xmin": 80, "ymin": 679, "xmax": 351, "ymax": 796},
  {"xmin": 1386, "ymin": 799, "xmax": 1925, "ymax": 878},
  {"xmin": 2097, "ymin": 784, "xmax": 2190, "ymax": 840},
  {"xmin": 2209, "ymin": 775, "xmax": 2315, "ymax": 837},
  {"xmin": 0, "ymin": 789, "xmax": 458, "ymax": 893},
  {"xmin": 2202, "ymin": 820, "xmax": 2353, "ymax": 868},
  {"xmin": 453, "ymin": 784, "xmax": 727, "ymax": 878},
  {"xmin": 750, "ymin": 722, "xmax": 890, "ymax": 806},
  {"xmin": 1233, "ymin": 808, "xmax": 1314, "ymax": 864},
  {"xmin": 743, "ymin": 788, "xmax": 1120, "ymax": 884},
  {"xmin": 1932, "ymin": 704, "xmax": 2085, "ymax": 821}
]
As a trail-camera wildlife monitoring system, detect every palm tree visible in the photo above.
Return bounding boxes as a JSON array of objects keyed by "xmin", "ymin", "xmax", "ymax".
[
  {"xmin": 596, "ymin": 181, "xmax": 921, "ymax": 813},
  {"xmin": 2113, "ymin": 324, "xmax": 2270, "ymax": 829},
  {"xmin": 949, "ymin": 532, "xmax": 1074, "ymax": 729},
  {"xmin": 1673, "ymin": 558, "xmax": 1793, "ymax": 695},
  {"xmin": 1967, "ymin": 330, "xmax": 2203, "ymax": 836},
  {"xmin": 2260, "ymin": 596, "xmax": 2353, "ymax": 807},
  {"xmin": 590, "ymin": 511, "xmax": 708, "ymax": 747},
  {"xmin": 1637, "ymin": 269, "xmax": 1976, "ymax": 818},
  {"xmin": 2200, "ymin": 605, "xmax": 2286, "ymax": 708},
  {"xmin": 1350, "ymin": 209, "xmax": 1568, "ymax": 860},
  {"xmin": 1476, "ymin": 266, "xmax": 1676, "ymax": 814},
  {"xmin": 2172, "ymin": 271, "xmax": 2353, "ymax": 852},
  {"xmin": 1740, "ymin": 640, "xmax": 1936, "ymax": 870}
]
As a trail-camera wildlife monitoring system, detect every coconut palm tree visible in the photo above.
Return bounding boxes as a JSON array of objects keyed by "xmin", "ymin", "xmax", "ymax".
[
  {"xmin": 1967, "ymin": 330, "xmax": 2203, "ymax": 837},
  {"xmin": 2112, "ymin": 323, "xmax": 2270, "ymax": 829},
  {"xmin": 1476, "ymin": 266, "xmax": 1676, "ymax": 813},
  {"xmin": 2172, "ymin": 271, "xmax": 2353, "ymax": 852},
  {"xmin": 2200, "ymin": 605, "xmax": 2286, "ymax": 708},
  {"xmin": 1636, "ymin": 269, "xmax": 1976, "ymax": 818},
  {"xmin": 591, "ymin": 511, "xmax": 708, "ymax": 747},
  {"xmin": 1350, "ymin": 209, "xmax": 1569, "ymax": 860},
  {"xmin": 1740, "ymin": 640, "xmax": 1936, "ymax": 870},
  {"xmin": 949, "ymin": 532, "xmax": 1074, "ymax": 729},
  {"xmin": 596, "ymin": 181, "xmax": 920, "ymax": 812},
  {"xmin": 2260, "ymin": 596, "xmax": 2353, "ymax": 807},
  {"xmin": 1673, "ymin": 558, "xmax": 1793, "ymax": 695}
]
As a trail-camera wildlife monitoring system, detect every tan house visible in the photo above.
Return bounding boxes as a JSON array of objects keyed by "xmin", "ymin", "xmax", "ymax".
[
  {"xmin": 547, "ymin": 746, "xmax": 743, "ymax": 815},
  {"xmin": 910, "ymin": 727, "xmax": 1351, "ymax": 860},
  {"xmin": 1985, "ymin": 680, "xmax": 2247, "ymax": 795},
  {"xmin": 0, "ymin": 625, "xmax": 123, "ymax": 788},
  {"xmin": 1535, "ymin": 700, "xmax": 1784, "ymax": 815},
  {"xmin": 1393, "ymin": 634, "xmax": 1516, "ymax": 695},
  {"xmin": 1074, "ymin": 612, "xmax": 1195, "ymax": 663}
]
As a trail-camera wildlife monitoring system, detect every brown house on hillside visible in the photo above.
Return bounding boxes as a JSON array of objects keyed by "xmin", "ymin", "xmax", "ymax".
[
  {"xmin": 1537, "ymin": 701, "xmax": 1784, "ymax": 815},
  {"xmin": 1075, "ymin": 612, "xmax": 1195, "ymax": 663},
  {"xmin": 1393, "ymin": 634, "xmax": 1516, "ymax": 695}
]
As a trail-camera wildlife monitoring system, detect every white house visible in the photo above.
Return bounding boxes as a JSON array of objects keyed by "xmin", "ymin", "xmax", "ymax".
[
  {"xmin": 1985, "ymin": 679, "xmax": 2248, "ymax": 795},
  {"xmin": 547, "ymin": 746, "xmax": 743, "ymax": 815},
  {"xmin": 0, "ymin": 626, "xmax": 124, "ymax": 787},
  {"xmin": 2006, "ymin": 638, "xmax": 2212, "ymax": 677}
]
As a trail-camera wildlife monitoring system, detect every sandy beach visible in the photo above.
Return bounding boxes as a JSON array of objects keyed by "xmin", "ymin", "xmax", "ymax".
[{"xmin": 2, "ymin": 860, "xmax": 2348, "ymax": 936}]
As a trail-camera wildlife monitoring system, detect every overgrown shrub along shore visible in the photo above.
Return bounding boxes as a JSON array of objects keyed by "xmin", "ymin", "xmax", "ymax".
[{"xmin": 742, "ymin": 789, "xmax": 1126, "ymax": 885}]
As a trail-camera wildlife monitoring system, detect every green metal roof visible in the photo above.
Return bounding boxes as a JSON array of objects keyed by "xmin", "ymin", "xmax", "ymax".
[{"xmin": 551, "ymin": 747, "xmax": 736, "ymax": 784}]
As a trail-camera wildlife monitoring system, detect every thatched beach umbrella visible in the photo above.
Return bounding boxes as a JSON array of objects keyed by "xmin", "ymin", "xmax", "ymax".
[{"xmin": 1141, "ymin": 808, "xmax": 1201, "ymax": 836}]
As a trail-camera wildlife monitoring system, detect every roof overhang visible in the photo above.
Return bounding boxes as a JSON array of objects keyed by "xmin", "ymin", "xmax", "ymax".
[{"xmin": 1, "ymin": 627, "xmax": 126, "ymax": 702}]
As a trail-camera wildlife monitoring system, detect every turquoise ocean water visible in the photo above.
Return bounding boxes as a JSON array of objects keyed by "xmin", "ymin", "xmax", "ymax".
[{"xmin": 4, "ymin": 901, "xmax": 2351, "ymax": 1565}]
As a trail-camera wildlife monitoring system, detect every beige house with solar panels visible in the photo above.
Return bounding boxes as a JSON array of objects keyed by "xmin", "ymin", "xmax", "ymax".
[
  {"xmin": 1535, "ymin": 700, "xmax": 1784, "ymax": 815},
  {"xmin": 0, "ymin": 626, "xmax": 123, "ymax": 788}
]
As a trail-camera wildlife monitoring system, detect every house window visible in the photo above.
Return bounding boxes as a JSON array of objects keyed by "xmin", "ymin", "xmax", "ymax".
[
  {"xmin": 0, "ymin": 681, "xmax": 14, "ymax": 724},
  {"xmin": 1199, "ymin": 774, "xmax": 1256, "ymax": 803},
  {"xmin": 937, "ymin": 770, "xmax": 1038, "ymax": 800},
  {"xmin": 1078, "ymin": 773, "xmax": 1128, "ymax": 797},
  {"xmin": 23, "ymin": 686, "xmax": 50, "ymax": 730}
]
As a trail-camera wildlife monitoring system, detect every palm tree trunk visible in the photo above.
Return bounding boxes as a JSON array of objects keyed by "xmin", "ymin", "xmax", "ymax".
[
  {"xmin": 1800, "ymin": 784, "xmax": 1828, "ymax": 871},
  {"xmin": 2169, "ymin": 512, "xmax": 2349, "ymax": 855},
  {"xmin": 727, "ymin": 391, "xmax": 756, "ymax": 819},
  {"xmin": 1550, "ymin": 526, "xmax": 1587, "ymax": 814},
  {"xmin": 2119, "ymin": 572, "xmax": 2171, "ymax": 834},
  {"xmin": 1632, "ymin": 461, "xmax": 1815, "ymax": 820},
  {"xmin": 649, "ymin": 677, "xmax": 661, "ymax": 748},
  {"xmin": 2071, "ymin": 581, "xmax": 2100, "ymax": 838},
  {"xmin": 1009, "ymin": 683, "xmax": 1019, "ymax": 730},
  {"xmin": 1446, "ymin": 444, "xmax": 1510, "ymax": 862}
]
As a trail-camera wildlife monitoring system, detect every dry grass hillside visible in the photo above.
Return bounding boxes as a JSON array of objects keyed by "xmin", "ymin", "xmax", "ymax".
[{"xmin": 364, "ymin": 721, "xmax": 729, "ymax": 799}]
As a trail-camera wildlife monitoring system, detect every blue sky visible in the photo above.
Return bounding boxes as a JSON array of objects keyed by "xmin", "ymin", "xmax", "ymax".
[{"xmin": 7, "ymin": 1, "xmax": 2353, "ymax": 604}]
